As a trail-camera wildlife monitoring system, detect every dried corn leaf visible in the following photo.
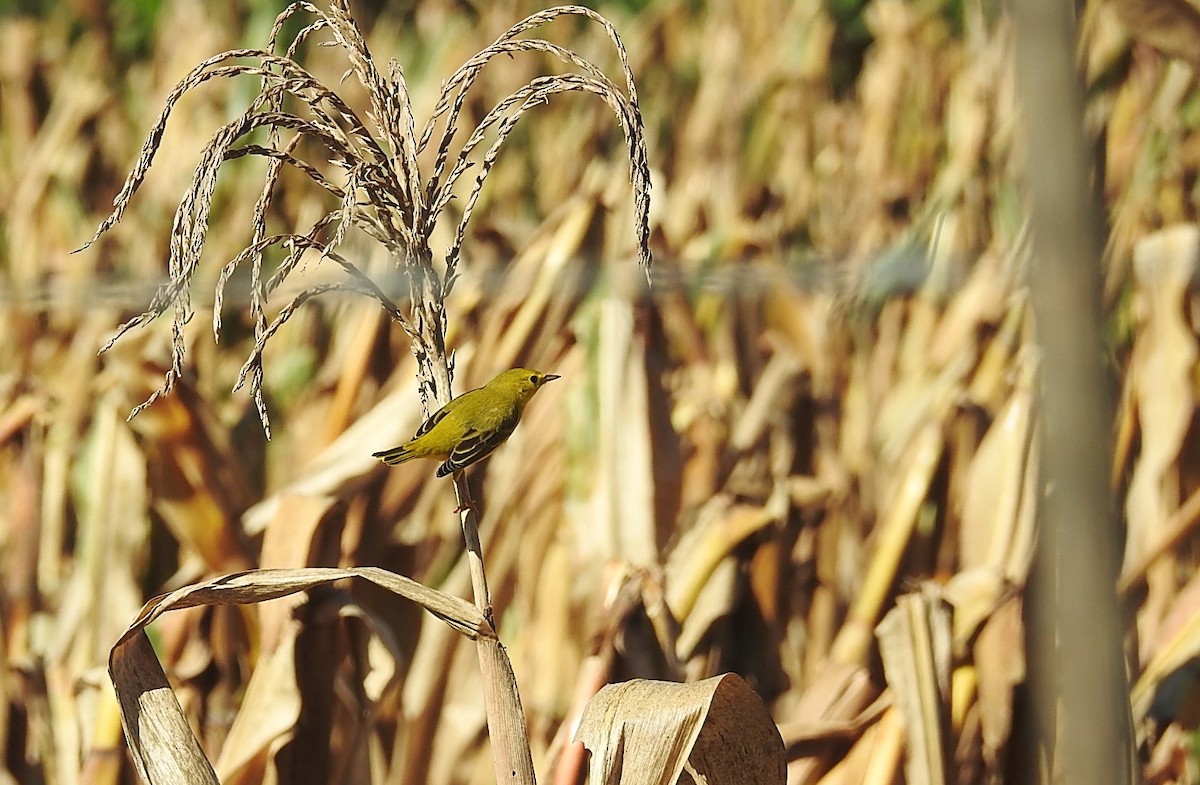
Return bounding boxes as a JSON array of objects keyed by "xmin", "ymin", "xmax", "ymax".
[
  {"xmin": 973, "ymin": 595, "xmax": 1023, "ymax": 767},
  {"xmin": 588, "ymin": 290, "xmax": 658, "ymax": 566},
  {"xmin": 1123, "ymin": 225, "xmax": 1200, "ymax": 572},
  {"xmin": 493, "ymin": 197, "xmax": 596, "ymax": 369},
  {"xmin": 59, "ymin": 391, "xmax": 150, "ymax": 669},
  {"xmin": 109, "ymin": 567, "xmax": 487, "ymax": 784},
  {"xmin": 213, "ymin": 628, "xmax": 301, "ymax": 785},
  {"xmin": 1124, "ymin": 225, "xmax": 1199, "ymax": 654},
  {"xmin": 948, "ymin": 361, "xmax": 1034, "ymax": 647},
  {"xmin": 242, "ymin": 359, "xmax": 422, "ymax": 534},
  {"xmin": 320, "ymin": 306, "xmax": 387, "ymax": 446},
  {"xmin": 809, "ymin": 705, "xmax": 905, "ymax": 785},
  {"xmin": 777, "ymin": 695, "xmax": 889, "ymax": 747},
  {"xmin": 131, "ymin": 386, "xmax": 254, "ymax": 572},
  {"xmin": 110, "ymin": 632, "xmax": 219, "ymax": 785},
  {"xmin": 832, "ymin": 421, "xmax": 944, "ymax": 666},
  {"xmin": 959, "ymin": 368, "xmax": 1033, "ymax": 571},
  {"xmin": 666, "ymin": 496, "xmax": 778, "ymax": 625},
  {"xmin": 876, "ymin": 589, "xmax": 952, "ymax": 785},
  {"xmin": 1119, "ymin": 487, "xmax": 1200, "ymax": 593},
  {"xmin": 1110, "ymin": 0, "xmax": 1200, "ymax": 69},
  {"xmin": 210, "ymin": 494, "xmax": 341, "ymax": 783},
  {"xmin": 783, "ymin": 662, "xmax": 877, "ymax": 785},
  {"xmin": 1132, "ymin": 571, "xmax": 1200, "ymax": 724},
  {"xmin": 574, "ymin": 673, "xmax": 784, "ymax": 785}
]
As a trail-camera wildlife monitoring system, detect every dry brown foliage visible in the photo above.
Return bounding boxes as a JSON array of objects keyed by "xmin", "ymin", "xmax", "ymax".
[{"xmin": 4, "ymin": 0, "xmax": 1200, "ymax": 784}]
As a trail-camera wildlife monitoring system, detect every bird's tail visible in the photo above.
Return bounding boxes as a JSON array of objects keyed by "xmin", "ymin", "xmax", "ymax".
[{"xmin": 373, "ymin": 443, "xmax": 417, "ymax": 465}]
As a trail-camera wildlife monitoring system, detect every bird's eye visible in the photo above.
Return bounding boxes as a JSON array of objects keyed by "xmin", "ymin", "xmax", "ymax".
[{"xmin": 529, "ymin": 374, "xmax": 539, "ymax": 384}]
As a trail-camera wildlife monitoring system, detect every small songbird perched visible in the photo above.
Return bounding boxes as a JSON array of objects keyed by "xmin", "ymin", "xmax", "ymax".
[{"xmin": 373, "ymin": 368, "xmax": 560, "ymax": 477}]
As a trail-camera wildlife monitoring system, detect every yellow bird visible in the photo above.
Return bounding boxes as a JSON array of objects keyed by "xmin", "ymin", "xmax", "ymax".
[{"xmin": 373, "ymin": 368, "xmax": 560, "ymax": 477}]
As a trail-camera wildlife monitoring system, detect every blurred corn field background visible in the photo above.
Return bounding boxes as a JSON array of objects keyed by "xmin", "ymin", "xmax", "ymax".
[{"xmin": 4, "ymin": 0, "xmax": 1200, "ymax": 783}]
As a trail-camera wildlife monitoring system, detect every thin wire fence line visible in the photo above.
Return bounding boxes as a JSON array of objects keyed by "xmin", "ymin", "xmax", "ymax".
[{"xmin": 0, "ymin": 251, "xmax": 971, "ymax": 312}]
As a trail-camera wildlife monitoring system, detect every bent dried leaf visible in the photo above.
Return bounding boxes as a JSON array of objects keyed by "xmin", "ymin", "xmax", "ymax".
[
  {"xmin": 109, "ymin": 567, "xmax": 488, "ymax": 785},
  {"xmin": 574, "ymin": 673, "xmax": 785, "ymax": 785}
]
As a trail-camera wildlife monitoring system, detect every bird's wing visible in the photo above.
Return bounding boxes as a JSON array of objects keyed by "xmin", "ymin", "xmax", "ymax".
[
  {"xmin": 413, "ymin": 401, "xmax": 453, "ymax": 439},
  {"xmin": 435, "ymin": 411, "xmax": 520, "ymax": 477},
  {"xmin": 373, "ymin": 398, "xmax": 456, "ymax": 463}
]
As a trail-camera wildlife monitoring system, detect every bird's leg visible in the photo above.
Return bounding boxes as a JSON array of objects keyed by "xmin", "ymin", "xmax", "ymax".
[
  {"xmin": 452, "ymin": 497, "xmax": 479, "ymax": 515},
  {"xmin": 451, "ymin": 471, "xmax": 479, "ymax": 516}
]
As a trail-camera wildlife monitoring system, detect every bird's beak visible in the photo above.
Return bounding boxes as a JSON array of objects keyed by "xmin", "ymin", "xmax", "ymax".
[{"xmin": 543, "ymin": 374, "xmax": 561, "ymax": 383}]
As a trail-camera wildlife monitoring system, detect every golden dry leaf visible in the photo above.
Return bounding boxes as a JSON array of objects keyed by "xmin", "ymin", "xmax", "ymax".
[
  {"xmin": 503, "ymin": 197, "xmax": 597, "ymax": 364},
  {"xmin": 213, "ymin": 632, "xmax": 301, "ymax": 785},
  {"xmin": 131, "ymin": 386, "xmax": 253, "ymax": 573},
  {"xmin": 1123, "ymin": 225, "xmax": 1199, "ymax": 640},
  {"xmin": 320, "ymin": 306, "xmax": 387, "ymax": 446},
  {"xmin": 972, "ymin": 596, "xmax": 1024, "ymax": 767},
  {"xmin": 932, "ymin": 44, "xmax": 994, "ymax": 206},
  {"xmin": 809, "ymin": 705, "xmax": 905, "ymax": 785},
  {"xmin": 875, "ymin": 590, "xmax": 952, "ymax": 785},
  {"xmin": 958, "ymin": 372, "xmax": 1033, "ymax": 571},
  {"xmin": 831, "ymin": 422, "xmax": 944, "ymax": 666},
  {"xmin": 781, "ymin": 659, "xmax": 878, "ymax": 779},
  {"xmin": 1110, "ymin": 0, "xmax": 1200, "ymax": 69},
  {"xmin": 110, "ymin": 632, "xmax": 219, "ymax": 785},
  {"xmin": 666, "ymin": 496, "xmax": 777, "ymax": 626},
  {"xmin": 574, "ymin": 674, "xmax": 785, "ymax": 785},
  {"xmin": 242, "ymin": 360, "xmax": 423, "ymax": 535},
  {"xmin": 1133, "ymin": 571, "xmax": 1200, "ymax": 724},
  {"xmin": 108, "ymin": 567, "xmax": 488, "ymax": 785},
  {"xmin": 211, "ymin": 495, "xmax": 348, "ymax": 784},
  {"xmin": 589, "ymin": 289, "xmax": 658, "ymax": 566},
  {"xmin": 946, "ymin": 361, "xmax": 1035, "ymax": 650}
]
